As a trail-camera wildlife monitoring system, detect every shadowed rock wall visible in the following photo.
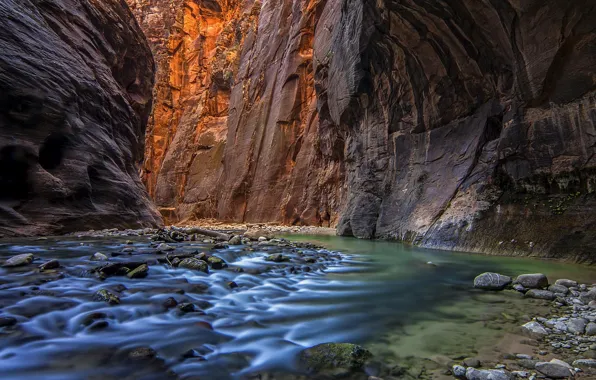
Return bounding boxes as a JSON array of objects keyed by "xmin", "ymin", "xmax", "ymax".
[{"xmin": 0, "ymin": 0, "xmax": 162, "ymax": 235}]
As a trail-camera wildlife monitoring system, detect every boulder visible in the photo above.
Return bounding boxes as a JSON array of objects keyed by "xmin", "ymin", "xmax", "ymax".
[
  {"xmin": 572, "ymin": 359, "xmax": 596, "ymax": 368},
  {"xmin": 93, "ymin": 289, "xmax": 120, "ymax": 305},
  {"xmin": 535, "ymin": 360, "xmax": 572, "ymax": 378},
  {"xmin": 228, "ymin": 235, "xmax": 242, "ymax": 245},
  {"xmin": 465, "ymin": 368, "xmax": 514, "ymax": 380},
  {"xmin": 566, "ymin": 318, "xmax": 588, "ymax": 334},
  {"xmin": 524, "ymin": 289, "xmax": 555, "ymax": 301},
  {"xmin": 126, "ymin": 264, "xmax": 149, "ymax": 279},
  {"xmin": 515, "ymin": 274, "xmax": 549, "ymax": 289},
  {"xmin": 2, "ymin": 253, "xmax": 34, "ymax": 267},
  {"xmin": 207, "ymin": 256, "xmax": 227, "ymax": 269},
  {"xmin": 39, "ymin": 259, "xmax": 60, "ymax": 271},
  {"xmin": 473, "ymin": 273, "xmax": 512, "ymax": 290},
  {"xmin": 521, "ymin": 321, "xmax": 548, "ymax": 340},
  {"xmin": 555, "ymin": 279, "xmax": 578, "ymax": 288},
  {"xmin": 178, "ymin": 258, "xmax": 209, "ymax": 273}
]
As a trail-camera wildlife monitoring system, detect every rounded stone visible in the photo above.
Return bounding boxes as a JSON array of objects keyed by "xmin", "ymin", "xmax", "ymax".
[
  {"xmin": 473, "ymin": 273, "xmax": 512, "ymax": 290},
  {"xmin": 516, "ymin": 274, "xmax": 549, "ymax": 289}
]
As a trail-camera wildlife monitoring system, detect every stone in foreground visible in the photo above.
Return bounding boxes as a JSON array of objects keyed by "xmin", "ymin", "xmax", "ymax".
[
  {"xmin": 2, "ymin": 254, "xmax": 34, "ymax": 267},
  {"xmin": 521, "ymin": 321, "xmax": 548, "ymax": 340},
  {"xmin": 465, "ymin": 368, "xmax": 513, "ymax": 380},
  {"xmin": 298, "ymin": 343, "xmax": 372, "ymax": 374},
  {"xmin": 535, "ymin": 360, "xmax": 572, "ymax": 378},
  {"xmin": 453, "ymin": 365, "xmax": 466, "ymax": 378},
  {"xmin": 474, "ymin": 273, "xmax": 512, "ymax": 290},
  {"xmin": 515, "ymin": 274, "xmax": 548, "ymax": 289}
]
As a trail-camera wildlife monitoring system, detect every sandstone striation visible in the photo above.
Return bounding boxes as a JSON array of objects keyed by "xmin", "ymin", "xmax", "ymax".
[{"xmin": 0, "ymin": 0, "xmax": 162, "ymax": 235}]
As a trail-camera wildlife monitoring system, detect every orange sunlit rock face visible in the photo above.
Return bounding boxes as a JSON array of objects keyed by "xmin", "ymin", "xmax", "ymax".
[{"xmin": 126, "ymin": 0, "xmax": 344, "ymax": 225}]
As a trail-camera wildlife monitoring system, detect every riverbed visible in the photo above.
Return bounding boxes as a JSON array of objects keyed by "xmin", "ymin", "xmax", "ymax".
[{"xmin": 0, "ymin": 232, "xmax": 594, "ymax": 379}]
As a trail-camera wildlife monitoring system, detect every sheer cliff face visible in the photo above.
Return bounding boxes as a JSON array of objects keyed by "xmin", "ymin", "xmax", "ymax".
[
  {"xmin": 328, "ymin": 0, "xmax": 596, "ymax": 260},
  {"xmin": 0, "ymin": 0, "xmax": 161, "ymax": 235},
  {"xmin": 128, "ymin": 0, "xmax": 345, "ymax": 225},
  {"xmin": 132, "ymin": 0, "xmax": 596, "ymax": 259}
]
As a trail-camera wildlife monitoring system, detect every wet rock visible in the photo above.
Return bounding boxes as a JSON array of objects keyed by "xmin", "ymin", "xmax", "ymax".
[
  {"xmin": 517, "ymin": 359, "xmax": 538, "ymax": 369},
  {"xmin": 93, "ymin": 289, "xmax": 120, "ymax": 305},
  {"xmin": 473, "ymin": 273, "xmax": 512, "ymax": 290},
  {"xmin": 524, "ymin": 289, "xmax": 555, "ymax": 301},
  {"xmin": 228, "ymin": 235, "xmax": 242, "ymax": 245},
  {"xmin": 515, "ymin": 274, "xmax": 548, "ymax": 289},
  {"xmin": 178, "ymin": 258, "xmax": 209, "ymax": 273},
  {"xmin": 2, "ymin": 253, "xmax": 34, "ymax": 267},
  {"xmin": 227, "ymin": 281, "xmax": 238, "ymax": 289},
  {"xmin": 88, "ymin": 320, "xmax": 109, "ymax": 331},
  {"xmin": 90, "ymin": 252, "xmax": 108, "ymax": 261},
  {"xmin": 156, "ymin": 243, "xmax": 175, "ymax": 252},
  {"xmin": 555, "ymin": 279, "xmax": 578, "ymax": 288},
  {"xmin": 182, "ymin": 349, "xmax": 206, "ymax": 360},
  {"xmin": 178, "ymin": 303, "xmax": 197, "ymax": 313},
  {"xmin": 298, "ymin": 343, "xmax": 372, "ymax": 373},
  {"xmin": 548, "ymin": 284, "xmax": 569, "ymax": 295},
  {"xmin": 535, "ymin": 360, "xmax": 572, "ymax": 378},
  {"xmin": 163, "ymin": 297, "xmax": 178, "ymax": 309},
  {"xmin": 127, "ymin": 264, "xmax": 149, "ymax": 279},
  {"xmin": 513, "ymin": 284, "xmax": 526, "ymax": 293},
  {"xmin": 244, "ymin": 230, "xmax": 274, "ymax": 240},
  {"xmin": 258, "ymin": 236, "xmax": 268, "ymax": 242},
  {"xmin": 129, "ymin": 347, "xmax": 157, "ymax": 360},
  {"xmin": 566, "ymin": 318, "xmax": 588, "ymax": 334},
  {"xmin": 39, "ymin": 259, "xmax": 60, "ymax": 271},
  {"xmin": 572, "ymin": 359, "xmax": 596, "ymax": 368},
  {"xmin": 212, "ymin": 243, "xmax": 228, "ymax": 249},
  {"xmin": 453, "ymin": 365, "xmax": 467, "ymax": 378},
  {"xmin": 97, "ymin": 262, "xmax": 146, "ymax": 276},
  {"xmin": 0, "ymin": 316, "xmax": 17, "ymax": 327},
  {"xmin": 207, "ymin": 256, "xmax": 227, "ymax": 269},
  {"xmin": 465, "ymin": 368, "xmax": 513, "ymax": 380},
  {"xmin": 266, "ymin": 254, "xmax": 290, "ymax": 263},
  {"xmin": 521, "ymin": 321, "xmax": 548, "ymax": 340},
  {"xmin": 81, "ymin": 312, "xmax": 107, "ymax": 326}
]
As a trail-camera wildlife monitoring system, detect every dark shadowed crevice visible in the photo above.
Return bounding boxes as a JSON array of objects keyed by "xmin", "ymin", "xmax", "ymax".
[
  {"xmin": 39, "ymin": 132, "xmax": 70, "ymax": 170},
  {"xmin": 0, "ymin": 145, "xmax": 33, "ymax": 201}
]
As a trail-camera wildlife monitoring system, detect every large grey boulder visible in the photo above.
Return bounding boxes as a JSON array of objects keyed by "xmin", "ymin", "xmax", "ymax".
[
  {"xmin": 474, "ymin": 273, "xmax": 512, "ymax": 290},
  {"xmin": 524, "ymin": 289, "xmax": 555, "ymax": 300},
  {"xmin": 515, "ymin": 274, "xmax": 549, "ymax": 289},
  {"xmin": 535, "ymin": 360, "xmax": 572, "ymax": 378},
  {"xmin": 465, "ymin": 368, "xmax": 514, "ymax": 380}
]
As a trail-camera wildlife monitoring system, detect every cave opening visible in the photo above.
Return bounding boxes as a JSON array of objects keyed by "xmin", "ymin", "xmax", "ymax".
[{"xmin": 38, "ymin": 132, "xmax": 70, "ymax": 171}]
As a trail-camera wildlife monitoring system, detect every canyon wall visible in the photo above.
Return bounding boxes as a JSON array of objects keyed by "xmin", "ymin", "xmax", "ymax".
[
  {"xmin": 0, "ymin": 0, "xmax": 162, "ymax": 235},
  {"xmin": 131, "ymin": 0, "xmax": 596, "ymax": 260},
  {"xmin": 128, "ymin": 0, "xmax": 344, "ymax": 226}
]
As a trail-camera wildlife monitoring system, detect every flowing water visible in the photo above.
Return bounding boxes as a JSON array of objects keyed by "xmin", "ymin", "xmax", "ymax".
[{"xmin": 0, "ymin": 233, "xmax": 595, "ymax": 380}]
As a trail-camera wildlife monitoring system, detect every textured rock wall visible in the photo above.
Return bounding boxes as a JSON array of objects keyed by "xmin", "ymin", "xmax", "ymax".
[
  {"xmin": 328, "ymin": 0, "xmax": 596, "ymax": 261},
  {"xmin": 131, "ymin": 0, "xmax": 596, "ymax": 260},
  {"xmin": 0, "ymin": 0, "xmax": 162, "ymax": 235},
  {"xmin": 128, "ymin": 0, "xmax": 344, "ymax": 225}
]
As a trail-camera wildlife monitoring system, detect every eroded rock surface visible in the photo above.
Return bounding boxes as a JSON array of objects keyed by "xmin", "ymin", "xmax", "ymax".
[
  {"xmin": 0, "ymin": 0, "xmax": 162, "ymax": 235},
  {"xmin": 129, "ymin": 0, "xmax": 596, "ymax": 260}
]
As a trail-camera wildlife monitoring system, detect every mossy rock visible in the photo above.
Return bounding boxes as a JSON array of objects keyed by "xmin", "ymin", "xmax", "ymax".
[
  {"xmin": 266, "ymin": 254, "xmax": 290, "ymax": 263},
  {"xmin": 93, "ymin": 289, "xmax": 120, "ymax": 305},
  {"xmin": 298, "ymin": 343, "xmax": 372, "ymax": 374},
  {"xmin": 207, "ymin": 256, "xmax": 227, "ymax": 269},
  {"xmin": 179, "ymin": 258, "xmax": 209, "ymax": 273},
  {"xmin": 127, "ymin": 264, "xmax": 149, "ymax": 279}
]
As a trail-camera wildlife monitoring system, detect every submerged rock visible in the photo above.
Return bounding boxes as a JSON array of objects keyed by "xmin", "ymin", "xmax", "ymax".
[
  {"xmin": 298, "ymin": 343, "xmax": 372, "ymax": 373},
  {"xmin": 93, "ymin": 289, "xmax": 120, "ymax": 305},
  {"xmin": 515, "ymin": 274, "xmax": 549, "ymax": 289},
  {"xmin": 128, "ymin": 347, "xmax": 157, "ymax": 360},
  {"xmin": 156, "ymin": 243, "xmax": 175, "ymax": 252},
  {"xmin": 0, "ymin": 316, "xmax": 17, "ymax": 327},
  {"xmin": 473, "ymin": 273, "xmax": 512, "ymax": 290},
  {"xmin": 2, "ymin": 253, "xmax": 34, "ymax": 267}
]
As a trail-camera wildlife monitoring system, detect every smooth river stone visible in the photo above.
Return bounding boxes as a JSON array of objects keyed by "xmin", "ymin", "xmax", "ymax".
[
  {"xmin": 515, "ymin": 274, "xmax": 549, "ymax": 289},
  {"xmin": 473, "ymin": 273, "xmax": 512, "ymax": 290}
]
